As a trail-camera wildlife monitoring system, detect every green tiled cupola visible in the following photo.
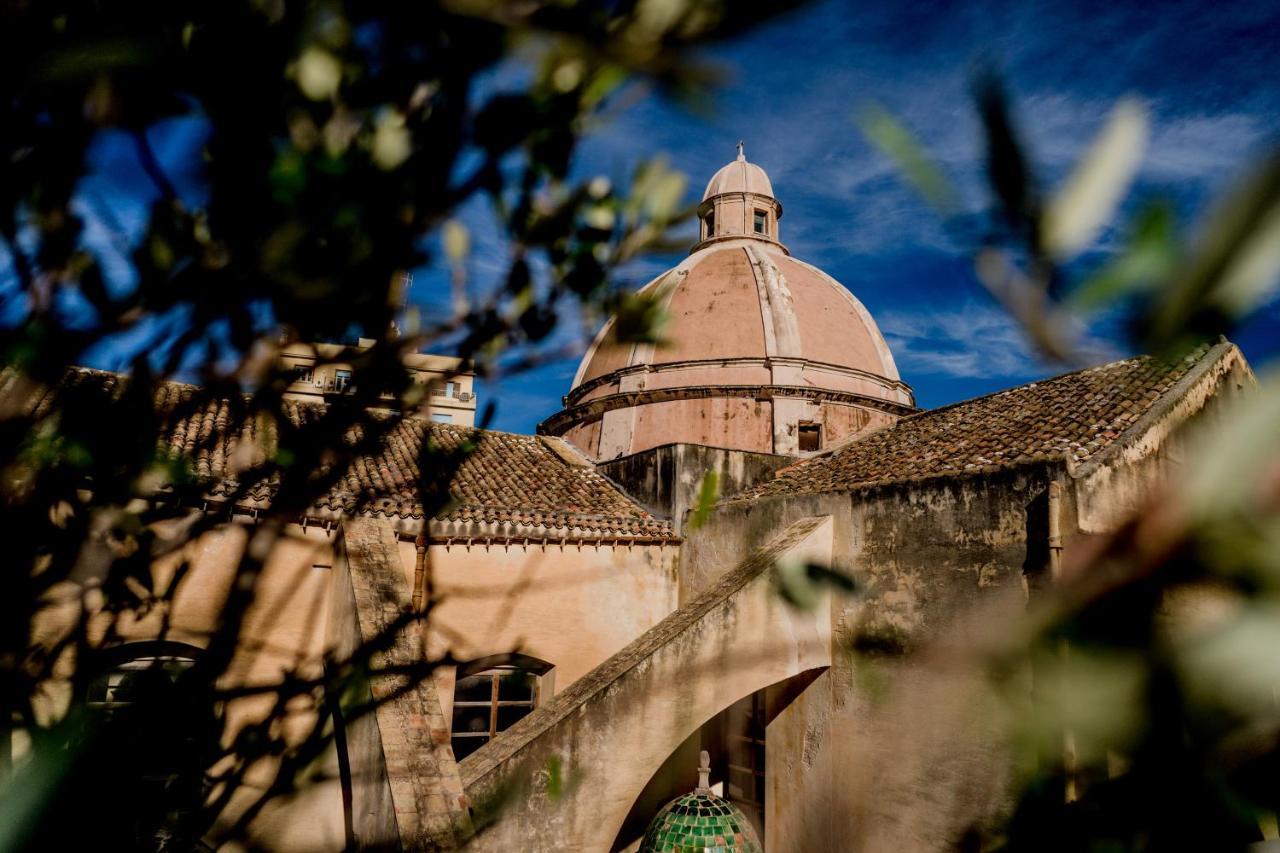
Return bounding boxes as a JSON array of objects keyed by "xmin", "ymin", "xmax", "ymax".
[{"xmin": 638, "ymin": 750, "xmax": 762, "ymax": 853}]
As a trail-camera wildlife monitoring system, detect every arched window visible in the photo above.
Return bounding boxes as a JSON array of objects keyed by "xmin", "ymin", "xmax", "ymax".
[
  {"xmin": 78, "ymin": 641, "xmax": 219, "ymax": 851},
  {"xmin": 450, "ymin": 654, "xmax": 554, "ymax": 761},
  {"xmin": 86, "ymin": 641, "xmax": 202, "ymax": 715}
]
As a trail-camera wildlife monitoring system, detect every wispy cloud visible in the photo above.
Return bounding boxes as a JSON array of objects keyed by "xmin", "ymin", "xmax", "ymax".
[{"xmin": 879, "ymin": 300, "xmax": 1124, "ymax": 381}]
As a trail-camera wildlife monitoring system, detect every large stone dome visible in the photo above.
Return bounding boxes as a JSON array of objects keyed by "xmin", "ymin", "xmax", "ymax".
[{"xmin": 540, "ymin": 147, "xmax": 914, "ymax": 461}]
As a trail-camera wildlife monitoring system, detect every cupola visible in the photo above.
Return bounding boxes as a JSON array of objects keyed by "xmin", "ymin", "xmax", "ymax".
[{"xmin": 696, "ymin": 143, "xmax": 784, "ymax": 250}]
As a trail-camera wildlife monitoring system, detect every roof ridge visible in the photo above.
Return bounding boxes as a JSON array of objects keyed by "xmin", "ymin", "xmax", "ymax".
[
  {"xmin": 806, "ymin": 346, "xmax": 1208, "ymax": 464},
  {"xmin": 1069, "ymin": 339, "xmax": 1235, "ymax": 479},
  {"xmin": 736, "ymin": 340, "xmax": 1222, "ymax": 502}
]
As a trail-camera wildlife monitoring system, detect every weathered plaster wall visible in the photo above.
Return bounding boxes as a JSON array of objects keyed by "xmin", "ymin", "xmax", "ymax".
[
  {"xmin": 459, "ymin": 517, "xmax": 834, "ymax": 853},
  {"xmin": 597, "ymin": 443, "xmax": 791, "ymax": 533},
  {"xmin": 688, "ymin": 467, "xmax": 1059, "ymax": 852},
  {"xmin": 26, "ymin": 519, "xmax": 349, "ymax": 851},
  {"xmin": 625, "ymin": 397, "xmax": 775, "ymax": 458},
  {"xmin": 396, "ymin": 539, "xmax": 681, "ymax": 711},
  {"xmin": 679, "ymin": 490, "xmax": 846, "ymax": 603},
  {"xmin": 820, "ymin": 401, "xmax": 895, "ymax": 448}
]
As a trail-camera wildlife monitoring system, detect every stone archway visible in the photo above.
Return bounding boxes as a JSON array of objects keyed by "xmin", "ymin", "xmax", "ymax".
[
  {"xmin": 460, "ymin": 517, "xmax": 834, "ymax": 852},
  {"xmin": 612, "ymin": 666, "xmax": 827, "ymax": 851}
]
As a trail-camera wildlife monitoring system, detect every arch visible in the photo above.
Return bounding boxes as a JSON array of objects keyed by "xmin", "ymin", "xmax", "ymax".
[
  {"xmin": 457, "ymin": 652, "xmax": 554, "ymax": 679},
  {"xmin": 82, "ymin": 639, "xmax": 207, "ymax": 708},
  {"xmin": 612, "ymin": 666, "xmax": 827, "ymax": 851},
  {"xmin": 460, "ymin": 517, "xmax": 834, "ymax": 852}
]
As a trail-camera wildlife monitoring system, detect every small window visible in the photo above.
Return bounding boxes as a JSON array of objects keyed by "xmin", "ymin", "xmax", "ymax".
[
  {"xmin": 704, "ymin": 211, "xmax": 715, "ymax": 237},
  {"xmin": 450, "ymin": 662, "xmax": 550, "ymax": 761},
  {"xmin": 87, "ymin": 655, "xmax": 198, "ymax": 714},
  {"xmin": 334, "ymin": 369, "xmax": 352, "ymax": 392},
  {"xmin": 798, "ymin": 421, "xmax": 821, "ymax": 452},
  {"xmin": 431, "ymin": 412, "xmax": 454, "ymax": 424},
  {"xmin": 753, "ymin": 209, "xmax": 767, "ymax": 234},
  {"xmin": 290, "ymin": 365, "xmax": 314, "ymax": 385},
  {"xmin": 443, "ymin": 381, "xmax": 457, "ymax": 398}
]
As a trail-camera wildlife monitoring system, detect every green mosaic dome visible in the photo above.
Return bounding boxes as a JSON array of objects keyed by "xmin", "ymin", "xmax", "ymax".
[{"xmin": 638, "ymin": 752, "xmax": 761, "ymax": 853}]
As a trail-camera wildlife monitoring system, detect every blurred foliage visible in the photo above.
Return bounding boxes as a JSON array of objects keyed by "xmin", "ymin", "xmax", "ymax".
[
  {"xmin": 0, "ymin": 0, "xmax": 806, "ymax": 849},
  {"xmin": 865, "ymin": 71, "xmax": 1280, "ymax": 852},
  {"xmin": 772, "ymin": 557, "xmax": 857, "ymax": 612}
]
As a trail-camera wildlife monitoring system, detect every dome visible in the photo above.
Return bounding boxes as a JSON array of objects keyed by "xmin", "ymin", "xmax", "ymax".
[
  {"xmin": 638, "ymin": 752, "xmax": 762, "ymax": 853},
  {"xmin": 572, "ymin": 247, "xmax": 904, "ymax": 388},
  {"xmin": 539, "ymin": 148, "xmax": 915, "ymax": 461}
]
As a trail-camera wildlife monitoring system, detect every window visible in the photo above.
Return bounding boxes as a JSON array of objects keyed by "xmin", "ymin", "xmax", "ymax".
[
  {"xmin": 704, "ymin": 211, "xmax": 715, "ymax": 237},
  {"xmin": 753, "ymin": 209, "xmax": 767, "ymax": 234},
  {"xmin": 435, "ymin": 380, "xmax": 457, "ymax": 398},
  {"xmin": 724, "ymin": 692, "xmax": 767, "ymax": 834},
  {"xmin": 798, "ymin": 421, "xmax": 821, "ymax": 452},
  {"xmin": 82, "ymin": 643, "xmax": 217, "ymax": 850},
  {"xmin": 290, "ymin": 365, "xmax": 314, "ymax": 384},
  {"xmin": 87, "ymin": 654, "xmax": 198, "ymax": 714},
  {"xmin": 450, "ymin": 658, "xmax": 552, "ymax": 761},
  {"xmin": 431, "ymin": 412, "xmax": 454, "ymax": 424},
  {"xmin": 334, "ymin": 369, "xmax": 352, "ymax": 392}
]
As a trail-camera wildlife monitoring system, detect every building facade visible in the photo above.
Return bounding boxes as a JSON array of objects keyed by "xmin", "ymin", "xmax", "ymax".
[{"xmin": 281, "ymin": 339, "xmax": 477, "ymax": 426}]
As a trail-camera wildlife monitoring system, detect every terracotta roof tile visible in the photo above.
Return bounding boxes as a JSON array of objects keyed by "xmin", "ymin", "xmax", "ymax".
[
  {"xmin": 744, "ymin": 345, "xmax": 1217, "ymax": 500},
  {"xmin": 4, "ymin": 367, "xmax": 673, "ymax": 540}
]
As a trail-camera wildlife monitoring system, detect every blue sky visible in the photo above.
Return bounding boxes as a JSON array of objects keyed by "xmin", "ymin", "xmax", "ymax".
[
  {"xmin": 10, "ymin": 1, "xmax": 1278, "ymax": 434},
  {"xmin": 470, "ymin": 0, "xmax": 1280, "ymax": 432}
]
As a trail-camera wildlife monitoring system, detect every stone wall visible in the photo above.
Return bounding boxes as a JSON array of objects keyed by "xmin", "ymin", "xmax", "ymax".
[
  {"xmin": 334, "ymin": 517, "xmax": 472, "ymax": 851},
  {"xmin": 675, "ymin": 343, "xmax": 1259, "ymax": 852},
  {"xmin": 1073, "ymin": 342, "xmax": 1256, "ymax": 533},
  {"xmin": 687, "ymin": 466, "xmax": 1060, "ymax": 851},
  {"xmin": 596, "ymin": 443, "xmax": 791, "ymax": 534}
]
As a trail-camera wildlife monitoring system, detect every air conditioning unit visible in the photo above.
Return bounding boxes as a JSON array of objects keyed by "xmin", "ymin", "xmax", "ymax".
[{"xmin": 458, "ymin": 392, "xmax": 473, "ymax": 402}]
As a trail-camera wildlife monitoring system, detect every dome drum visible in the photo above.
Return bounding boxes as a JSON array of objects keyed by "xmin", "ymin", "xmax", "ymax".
[{"xmin": 696, "ymin": 193, "xmax": 784, "ymax": 251}]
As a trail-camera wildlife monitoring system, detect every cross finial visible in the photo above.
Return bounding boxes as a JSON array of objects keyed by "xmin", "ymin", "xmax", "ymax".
[
  {"xmin": 696, "ymin": 750, "xmax": 712, "ymax": 792},
  {"xmin": 736, "ymin": 140, "xmax": 745, "ymax": 161}
]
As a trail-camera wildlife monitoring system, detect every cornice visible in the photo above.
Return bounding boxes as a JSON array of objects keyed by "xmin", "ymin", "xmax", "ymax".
[
  {"xmin": 540, "ymin": 383, "xmax": 918, "ymax": 436},
  {"xmin": 564, "ymin": 355, "xmax": 915, "ymax": 407}
]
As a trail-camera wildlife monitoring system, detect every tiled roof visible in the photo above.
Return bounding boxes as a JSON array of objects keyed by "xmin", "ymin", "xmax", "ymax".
[
  {"xmin": 2, "ymin": 367, "xmax": 674, "ymax": 540},
  {"xmin": 744, "ymin": 344, "xmax": 1222, "ymax": 500}
]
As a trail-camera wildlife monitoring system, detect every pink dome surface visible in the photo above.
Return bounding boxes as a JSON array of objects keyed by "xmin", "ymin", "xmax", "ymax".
[{"xmin": 572, "ymin": 242, "xmax": 903, "ymax": 393}]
